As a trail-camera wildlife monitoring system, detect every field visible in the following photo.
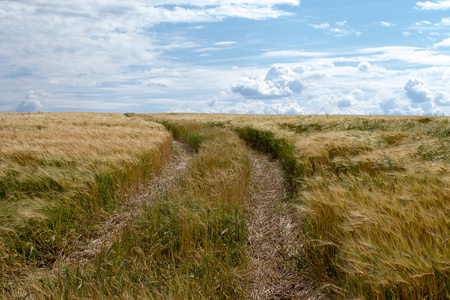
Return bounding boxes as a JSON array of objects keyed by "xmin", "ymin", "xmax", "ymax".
[
  {"xmin": 147, "ymin": 113, "xmax": 450, "ymax": 299},
  {"xmin": 1, "ymin": 112, "xmax": 449, "ymax": 299},
  {"xmin": 0, "ymin": 113, "xmax": 172, "ymax": 296}
]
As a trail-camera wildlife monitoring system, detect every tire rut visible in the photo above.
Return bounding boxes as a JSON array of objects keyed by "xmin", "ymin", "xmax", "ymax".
[
  {"xmin": 246, "ymin": 150, "xmax": 322, "ymax": 299},
  {"xmin": 65, "ymin": 140, "xmax": 194, "ymax": 264}
]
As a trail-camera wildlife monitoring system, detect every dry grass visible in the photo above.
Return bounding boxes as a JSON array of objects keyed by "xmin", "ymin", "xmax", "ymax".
[
  {"xmin": 3, "ymin": 112, "xmax": 450, "ymax": 299},
  {"xmin": 148, "ymin": 113, "xmax": 450, "ymax": 299},
  {"xmin": 7, "ymin": 118, "xmax": 253, "ymax": 299},
  {"xmin": 0, "ymin": 112, "xmax": 171, "ymax": 293}
]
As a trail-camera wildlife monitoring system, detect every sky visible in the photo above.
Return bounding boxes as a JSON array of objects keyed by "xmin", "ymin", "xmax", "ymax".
[{"xmin": 2, "ymin": 0, "xmax": 450, "ymax": 115}]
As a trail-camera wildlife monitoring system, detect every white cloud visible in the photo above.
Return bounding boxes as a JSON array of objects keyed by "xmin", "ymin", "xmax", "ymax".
[
  {"xmin": 152, "ymin": 0, "xmax": 300, "ymax": 5},
  {"xmin": 378, "ymin": 97, "xmax": 428, "ymax": 115},
  {"xmin": 309, "ymin": 21, "xmax": 361, "ymax": 37},
  {"xmin": 379, "ymin": 98, "xmax": 399, "ymax": 114},
  {"xmin": 225, "ymin": 61, "xmax": 450, "ymax": 116},
  {"xmin": 15, "ymin": 90, "xmax": 46, "ymax": 112},
  {"xmin": 434, "ymin": 37, "xmax": 450, "ymax": 48},
  {"xmin": 336, "ymin": 97, "xmax": 354, "ymax": 108},
  {"xmin": 403, "ymin": 31, "xmax": 412, "ymax": 37},
  {"xmin": 226, "ymin": 100, "xmax": 305, "ymax": 114},
  {"xmin": 380, "ymin": 21, "xmax": 395, "ymax": 27},
  {"xmin": 416, "ymin": 0, "xmax": 450, "ymax": 10},
  {"xmin": 142, "ymin": 79, "xmax": 173, "ymax": 87},
  {"xmin": 328, "ymin": 91, "xmax": 361, "ymax": 108},
  {"xmin": 169, "ymin": 103, "xmax": 198, "ymax": 113},
  {"xmin": 0, "ymin": 0, "xmax": 299, "ymax": 111},
  {"xmin": 415, "ymin": 20, "xmax": 431, "ymax": 26},
  {"xmin": 207, "ymin": 97, "xmax": 218, "ymax": 107},
  {"xmin": 404, "ymin": 78, "xmax": 434, "ymax": 104},
  {"xmin": 261, "ymin": 50, "xmax": 333, "ymax": 58},
  {"xmin": 145, "ymin": 68, "xmax": 182, "ymax": 77},
  {"xmin": 358, "ymin": 61, "xmax": 371, "ymax": 72},
  {"xmin": 195, "ymin": 41, "xmax": 238, "ymax": 52},
  {"xmin": 434, "ymin": 91, "xmax": 450, "ymax": 105},
  {"xmin": 335, "ymin": 20, "xmax": 348, "ymax": 27},
  {"xmin": 231, "ymin": 65, "xmax": 307, "ymax": 99},
  {"xmin": 359, "ymin": 46, "xmax": 450, "ymax": 66},
  {"xmin": 214, "ymin": 41, "xmax": 237, "ymax": 46},
  {"xmin": 437, "ymin": 17, "xmax": 450, "ymax": 26},
  {"xmin": 309, "ymin": 23, "xmax": 330, "ymax": 29}
]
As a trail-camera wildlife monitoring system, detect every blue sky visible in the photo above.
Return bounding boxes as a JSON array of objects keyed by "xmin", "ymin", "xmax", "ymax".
[{"xmin": 2, "ymin": 0, "xmax": 450, "ymax": 115}]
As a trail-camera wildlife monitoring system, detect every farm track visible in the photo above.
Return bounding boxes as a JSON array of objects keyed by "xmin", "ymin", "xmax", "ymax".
[
  {"xmin": 23, "ymin": 138, "xmax": 321, "ymax": 299},
  {"xmin": 246, "ymin": 150, "xmax": 322, "ymax": 300},
  {"xmin": 63, "ymin": 140, "xmax": 323, "ymax": 299},
  {"xmin": 65, "ymin": 140, "xmax": 195, "ymax": 265},
  {"xmin": 15, "ymin": 140, "xmax": 194, "ymax": 298}
]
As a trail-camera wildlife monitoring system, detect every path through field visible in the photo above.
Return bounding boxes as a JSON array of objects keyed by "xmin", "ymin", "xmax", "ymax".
[
  {"xmin": 24, "ymin": 139, "xmax": 322, "ymax": 299},
  {"xmin": 246, "ymin": 150, "xmax": 321, "ymax": 299},
  {"xmin": 66, "ymin": 140, "xmax": 194, "ymax": 264},
  {"xmin": 69, "ymin": 142, "xmax": 323, "ymax": 298}
]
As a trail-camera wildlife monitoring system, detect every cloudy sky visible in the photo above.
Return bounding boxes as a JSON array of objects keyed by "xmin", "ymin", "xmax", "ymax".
[{"xmin": 2, "ymin": 0, "xmax": 450, "ymax": 115}]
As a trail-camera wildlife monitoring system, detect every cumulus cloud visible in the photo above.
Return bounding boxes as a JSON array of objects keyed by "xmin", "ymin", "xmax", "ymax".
[
  {"xmin": 15, "ymin": 90, "xmax": 46, "ymax": 112},
  {"xmin": 416, "ymin": 0, "xmax": 450, "ymax": 10},
  {"xmin": 329, "ymin": 91, "xmax": 361, "ymax": 108},
  {"xmin": 358, "ymin": 61, "xmax": 371, "ymax": 72},
  {"xmin": 231, "ymin": 65, "xmax": 307, "ymax": 99},
  {"xmin": 434, "ymin": 91, "xmax": 450, "ymax": 105},
  {"xmin": 404, "ymin": 78, "xmax": 450, "ymax": 110},
  {"xmin": 434, "ymin": 37, "xmax": 450, "ymax": 48},
  {"xmin": 336, "ymin": 97, "xmax": 354, "ymax": 108},
  {"xmin": 0, "ymin": 0, "xmax": 300, "ymax": 111},
  {"xmin": 379, "ymin": 98, "xmax": 399, "ymax": 114},
  {"xmin": 404, "ymin": 79, "xmax": 434, "ymax": 104},
  {"xmin": 208, "ymin": 97, "xmax": 218, "ymax": 107},
  {"xmin": 378, "ymin": 97, "xmax": 428, "ymax": 115}
]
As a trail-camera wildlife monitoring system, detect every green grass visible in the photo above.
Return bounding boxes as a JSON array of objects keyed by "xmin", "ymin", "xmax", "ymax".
[
  {"xmin": 235, "ymin": 126, "xmax": 303, "ymax": 192},
  {"xmin": 0, "ymin": 113, "xmax": 171, "ymax": 295},
  {"xmin": 144, "ymin": 113, "xmax": 450, "ymax": 299},
  {"xmin": 3, "ymin": 112, "xmax": 450, "ymax": 299},
  {"xmin": 22, "ymin": 120, "xmax": 251, "ymax": 299}
]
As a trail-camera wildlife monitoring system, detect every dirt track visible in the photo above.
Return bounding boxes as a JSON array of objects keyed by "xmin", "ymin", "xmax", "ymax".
[
  {"xmin": 66, "ymin": 140, "xmax": 194, "ymax": 264},
  {"xmin": 246, "ymin": 150, "xmax": 322, "ymax": 299},
  {"xmin": 50, "ymin": 139, "xmax": 322, "ymax": 299}
]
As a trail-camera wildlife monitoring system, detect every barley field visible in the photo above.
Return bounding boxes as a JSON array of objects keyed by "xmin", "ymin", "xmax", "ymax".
[
  {"xmin": 0, "ymin": 112, "xmax": 172, "ymax": 296},
  {"xmin": 147, "ymin": 113, "xmax": 450, "ymax": 299},
  {"xmin": 1, "ymin": 112, "xmax": 449, "ymax": 299}
]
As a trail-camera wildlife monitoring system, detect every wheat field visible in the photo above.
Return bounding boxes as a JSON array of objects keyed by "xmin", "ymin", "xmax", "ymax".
[
  {"xmin": 148, "ymin": 113, "xmax": 450, "ymax": 299},
  {"xmin": 1, "ymin": 112, "xmax": 449, "ymax": 299},
  {"xmin": 0, "ymin": 112, "xmax": 172, "ymax": 294}
]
